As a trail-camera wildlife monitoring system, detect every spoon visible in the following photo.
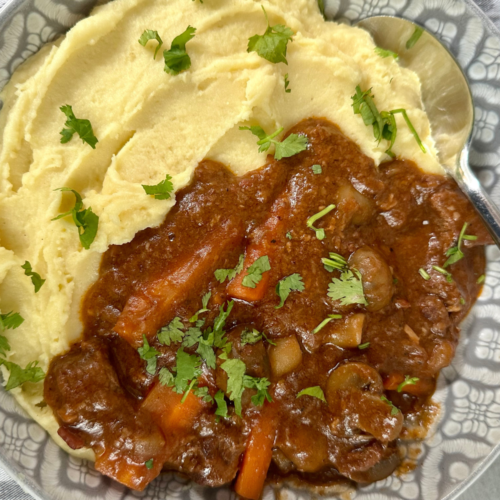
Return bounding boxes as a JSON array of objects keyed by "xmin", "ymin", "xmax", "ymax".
[{"xmin": 357, "ymin": 16, "xmax": 500, "ymax": 247}]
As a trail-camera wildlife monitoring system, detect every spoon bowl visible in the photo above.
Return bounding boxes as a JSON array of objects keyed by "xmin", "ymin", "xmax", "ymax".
[{"xmin": 357, "ymin": 15, "xmax": 500, "ymax": 246}]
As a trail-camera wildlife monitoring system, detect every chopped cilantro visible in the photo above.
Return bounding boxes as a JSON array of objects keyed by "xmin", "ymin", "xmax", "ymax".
[
  {"xmin": 477, "ymin": 274, "xmax": 486, "ymax": 284},
  {"xmin": 189, "ymin": 291, "xmax": 211, "ymax": 322},
  {"xmin": 145, "ymin": 459, "xmax": 154, "ymax": 470},
  {"xmin": 312, "ymin": 164, "xmax": 322, "ymax": 174},
  {"xmin": 59, "ymin": 105, "xmax": 98, "ymax": 148},
  {"xmin": 284, "ymin": 73, "xmax": 291, "ymax": 93},
  {"xmin": 241, "ymin": 327, "xmax": 276, "ymax": 346},
  {"xmin": 460, "ymin": 297, "xmax": 466, "ymax": 305},
  {"xmin": 296, "ymin": 386, "xmax": 326, "ymax": 402},
  {"xmin": 52, "ymin": 188, "xmax": 99, "ymax": 250},
  {"xmin": 380, "ymin": 395, "xmax": 400, "ymax": 416},
  {"xmin": 419, "ymin": 268, "xmax": 431, "ymax": 280},
  {"xmin": 312, "ymin": 314, "xmax": 342, "ymax": 334},
  {"xmin": 214, "ymin": 389, "xmax": 228, "ymax": 418},
  {"xmin": 174, "ymin": 348, "xmax": 202, "ymax": 395},
  {"xmin": 242, "ymin": 256, "xmax": 271, "ymax": 288},
  {"xmin": 391, "ymin": 109, "xmax": 426, "ymax": 153},
  {"xmin": 444, "ymin": 222, "xmax": 477, "ymax": 267},
  {"xmin": 244, "ymin": 375, "xmax": 272, "ymax": 407},
  {"xmin": 328, "ymin": 269, "xmax": 367, "ymax": 306},
  {"xmin": 192, "ymin": 385, "xmax": 213, "ymax": 403},
  {"xmin": 196, "ymin": 330, "xmax": 217, "ymax": 369},
  {"xmin": 0, "ymin": 359, "xmax": 45, "ymax": 391},
  {"xmin": 138, "ymin": 335, "xmax": 160, "ymax": 375},
  {"xmin": 142, "ymin": 174, "xmax": 174, "ymax": 200},
  {"xmin": 275, "ymin": 273, "xmax": 304, "ymax": 309},
  {"xmin": 138, "ymin": 30, "xmax": 163, "ymax": 59},
  {"xmin": 159, "ymin": 367, "xmax": 175, "ymax": 387},
  {"xmin": 240, "ymin": 125, "xmax": 308, "ymax": 160},
  {"xmin": 220, "ymin": 358, "xmax": 246, "ymax": 416},
  {"xmin": 306, "ymin": 204, "xmax": 335, "ymax": 240},
  {"xmin": 215, "ymin": 254, "xmax": 244, "ymax": 283},
  {"xmin": 0, "ymin": 311, "xmax": 24, "ymax": 357},
  {"xmin": 358, "ymin": 342, "xmax": 370, "ymax": 350},
  {"xmin": 247, "ymin": 6, "xmax": 294, "ymax": 64},
  {"xmin": 322, "ymin": 252, "xmax": 347, "ymax": 272},
  {"xmin": 406, "ymin": 26, "xmax": 423, "ymax": 50},
  {"xmin": 397, "ymin": 375, "xmax": 419, "ymax": 393},
  {"xmin": 286, "ymin": 232, "xmax": 292, "ymax": 240},
  {"xmin": 182, "ymin": 322, "xmax": 204, "ymax": 348},
  {"xmin": 432, "ymin": 265, "xmax": 453, "ymax": 283},
  {"xmin": 158, "ymin": 317, "xmax": 185, "ymax": 346},
  {"xmin": 163, "ymin": 26, "xmax": 196, "ymax": 75},
  {"xmin": 21, "ymin": 261, "xmax": 45, "ymax": 293},
  {"xmin": 374, "ymin": 47, "xmax": 398, "ymax": 59}
]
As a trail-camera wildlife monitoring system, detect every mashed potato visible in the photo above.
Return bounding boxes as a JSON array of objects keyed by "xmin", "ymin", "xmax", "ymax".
[{"xmin": 0, "ymin": 0, "xmax": 441, "ymax": 460}]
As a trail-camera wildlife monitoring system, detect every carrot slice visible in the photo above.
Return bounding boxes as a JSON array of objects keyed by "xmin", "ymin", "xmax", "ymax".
[
  {"xmin": 383, "ymin": 373, "xmax": 404, "ymax": 391},
  {"xmin": 114, "ymin": 218, "xmax": 243, "ymax": 348},
  {"xmin": 234, "ymin": 407, "xmax": 278, "ymax": 500},
  {"xmin": 383, "ymin": 373, "xmax": 433, "ymax": 395}
]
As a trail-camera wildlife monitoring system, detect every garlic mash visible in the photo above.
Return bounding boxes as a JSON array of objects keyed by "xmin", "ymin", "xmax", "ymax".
[{"xmin": 0, "ymin": 0, "xmax": 440, "ymax": 459}]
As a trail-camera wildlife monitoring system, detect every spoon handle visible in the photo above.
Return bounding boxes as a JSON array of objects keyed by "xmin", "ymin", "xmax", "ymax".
[{"xmin": 456, "ymin": 147, "xmax": 500, "ymax": 247}]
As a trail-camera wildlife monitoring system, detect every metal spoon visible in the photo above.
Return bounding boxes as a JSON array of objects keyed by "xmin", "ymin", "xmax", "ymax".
[{"xmin": 357, "ymin": 16, "xmax": 500, "ymax": 247}]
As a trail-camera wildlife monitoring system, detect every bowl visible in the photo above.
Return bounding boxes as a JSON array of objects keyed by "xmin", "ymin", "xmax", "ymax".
[{"xmin": 0, "ymin": 0, "xmax": 500, "ymax": 499}]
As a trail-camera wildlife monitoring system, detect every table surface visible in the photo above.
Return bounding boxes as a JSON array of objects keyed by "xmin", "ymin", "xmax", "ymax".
[{"xmin": 0, "ymin": 0, "xmax": 500, "ymax": 499}]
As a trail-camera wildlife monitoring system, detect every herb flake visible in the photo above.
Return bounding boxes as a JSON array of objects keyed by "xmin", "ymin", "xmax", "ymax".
[
  {"xmin": 138, "ymin": 30, "xmax": 163, "ymax": 59},
  {"xmin": 296, "ymin": 386, "xmax": 326, "ymax": 402},
  {"xmin": 163, "ymin": 26, "xmax": 196, "ymax": 75},
  {"xmin": 21, "ymin": 261, "xmax": 45, "ymax": 293},
  {"xmin": 327, "ymin": 269, "xmax": 367, "ymax": 306},
  {"xmin": 275, "ymin": 273, "xmax": 304, "ymax": 309},
  {"xmin": 142, "ymin": 174, "xmax": 174, "ymax": 200}
]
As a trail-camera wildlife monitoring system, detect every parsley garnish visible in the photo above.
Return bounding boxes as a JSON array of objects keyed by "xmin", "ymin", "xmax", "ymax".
[
  {"xmin": 444, "ymin": 222, "xmax": 477, "ymax": 267},
  {"xmin": 158, "ymin": 317, "xmax": 184, "ymax": 346},
  {"xmin": 296, "ymin": 386, "xmax": 326, "ymax": 402},
  {"xmin": 275, "ymin": 273, "xmax": 304, "ymax": 309},
  {"xmin": 59, "ymin": 105, "xmax": 98, "ymax": 149},
  {"xmin": 214, "ymin": 390, "xmax": 228, "ymax": 418},
  {"xmin": 240, "ymin": 125, "xmax": 308, "ymax": 160},
  {"xmin": 163, "ymin": 26, "xmax": 196, "ymax": 75},
  {"xmin": 21, "ymin": 261, "xmax": 45, "ymax": 293},
  {"xmin": 138, "ymin": 334, "xmax": 160, "ymax": 375},
  {"xmin": 284, "ymin": 73, "xmax": 291, "ymax": 93},
  {"xmin": 0, "ymin": 312, "xmax": 24, "ymax": 357},
  {"xmin": 247, "ymin": 6, "xmax": 294, "ymax": 64},
  {"xmin": 419, "ymin": 268, "xmax": 431, "ymax": 280},
  {"xmin": 142, "ymin": 174, "xmax": 174, "ymax": 200},
  {"xmin": 477, "ymin": 274, "xmax": 486, "ymax": 284},
  {"xmin": 358, "ymin": 342, "xmax": 370, "ymax": 349},
  {"xmin": 242, "ymin": 256, "xmax": 271, "ymax": 288},
  {"xmin": 380, "ymin": 395, "xmax": 400, "ymax": 416},
  {"xmin": 159, "ymin": 367, "xmax": 175, "ymax": 386},
  {"xmin": 312, "ymin": 164, "xmax": 322, "ymax": 174},
  {"xmin": 215, "ymin": 254, "xmax": 244, "ymax": 283},
  {"xmin": 406, "ymin": 26, "xmax": 423, "ymax": 50},
  {"xmin": 138, "ymin": 30, "xmax": 163, "ymax": 59},
  {"xmin": 244, "ymin": 375, "xmax": 272, "ymax": 407},
  {"xmin": 328, "ymin": 269, "xmax": 367, "ymax": 306},
  {"xmin": 189, "ymin": 291, "xmax": 211, "ymax": 322},
  {"xmin": 145, "ymin": 459, "xmax": 154, "ymax": 470},
  {"xmin": 241, "ymin": 327, "xmax": 276, "ymax": 346},
  {"xmin": 322, "ymin": 252, "xmax": 347, "ymax": 272},
  {"xmin": 306, "ymin": 204, "xmax": 335, "ymax": 240},
  {"xmin": 397, "ymin": 375, "xmax": 419, "ymax": 392},
  {"xmin": 192, "ymin": 385, "xmax": 213, "ymax": 404},
  {"xmin": 432, "ymin": 265, "xmax": 453, "ymax": 283},
  {"xmin": 312, "ymin": 314, "xmax": 342, "ymax": 334},
  {"xmin": 174, "ymin": 348, "xmax": 202, "ymax": 395},
  {"xmin": 374, "ymin": 47, "xmax": 398, "ymax": 59},
  {"xmin": 0, "ymin": 359, "xmax": 45, "ymax": 391},
  {"xmin": 52, "ymin": 188, "xmax": 99, "ymax": 250},
  {"xmin": 286, "ymin": 232, "xmax": 292, "ymax": 240}
]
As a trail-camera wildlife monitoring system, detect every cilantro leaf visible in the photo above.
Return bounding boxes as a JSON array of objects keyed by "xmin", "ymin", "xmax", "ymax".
[
  {"xmin": 220, "ymin": 358, "xmax": 246, "ymax": 416},
  {"xmin": 380, "ymin": 395, "xmax": 400, "ymax": 416},
  {"xmin": 145, "ymin": 459, "xmax": 154, "ymax": 470},
  {"xmin": 21, "ymin": 261, "xmax": 45, "ymax": 293},
  {"xmin": 196, "ymin": 330, "xmax": 216, "ymax": 370},
  {"xmin": 247, "ymin": 6, "xmax": 294, "ymax": 64},
  {"xmin": 374, "ymin": 47, "xmax": 398, "ymax": 59},
  {"xmin": 52, "ymin": 188, "xmax": 99, "ymax": 249},
  {"xmin": 286, "ymin": 232, "xmax": 292, "ymax": 240},
  {"xmin": 241, "ymin": 328, "xmax": 262, "ymax": 346},
  {"xmin": 158, "ymin": 317, "xmax": 185, "ymax": 346},
  {"xmin": 296, "ymin": 386, "xmax": 326, "ymax": 402},
  {"xmin": 312, "ymin": 164, "xmax": 322, "ymax": 174},
  {"xmin": 327, "ymin": 269, "xmax": 368, "ymax": 306},
  {"xmin": 306, "ymin": 204, "xmax": 335, "ymax": 240},
  {"xmin": 244, "ymin": 375, "xmax": 272, "ymax": 407},
  {"xmin": 142, "ymin": 174, "xmax": 174, "ymax": 200},
  {"xmin": 59, "ymin": 105, "xmax": 98, "ymax": 149},
  {"xmin": 284, "ymin": 73, "xmax": 291, "ymax": 93},
  {"xmin": 192, "ymin": 385, "xmax": 213, "ymax": 403},
  {"xmin": 159, "ymin": 367, "xmax": 175, "ymax": 386},
  {"xmin": 214, "ymin": 389, "xmax": 228, "ymax": 418},
  {"xmin": 215, "ymin": 254, "xmax": 244, "ymax": 283},
  {"xmin": 174, "ymin": 348, "xmax": 202, "ymax": 394},
  {"xmin": 406, "ymin": 26, "xmax": 423, "ymax": 50},
  {"xmin": 444, "ymin": 222, "xmax": 477, "ymax": 267},
  {"xmin": 190, "ymin": 291, "xmax": 211, "ymax": 322},
  {"xmin": 137, "ymin": 334, "xmax": 160, "ymax": 375},
  {"xmin": 213, "ymin": 301, "xmax": 233, "ymax": 343},
  {"xmin": 397, "ymin": 375, "xmax": 419, "ymax": 392},
  {"xmin": 182, "ymin": 322, "xmax": 204, "ymax": 348},
  {"xmin": 0, "ymin": 359, "xmax": 45, "ymax": 391},
  {"xmin": 0, "ymin": 311, "xmax": 24, "ymax": 331},
  {"xmin": 275, "ymin": 273, "xmax": 304, "ymax": 309},
  {"xmin": 351, "ymin": 86, "xmax": 387, "ymax": 143},
  {"xmin": 163, "ymin": 26, "xmax": 196, "ymax": 75},
  {"xmin": 242, "ymin": 256, "xmax": 271, "ymax": 288},
  {"xmin": 138, "ymin": 30, "xmax": 163, "ymax": 59}
]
